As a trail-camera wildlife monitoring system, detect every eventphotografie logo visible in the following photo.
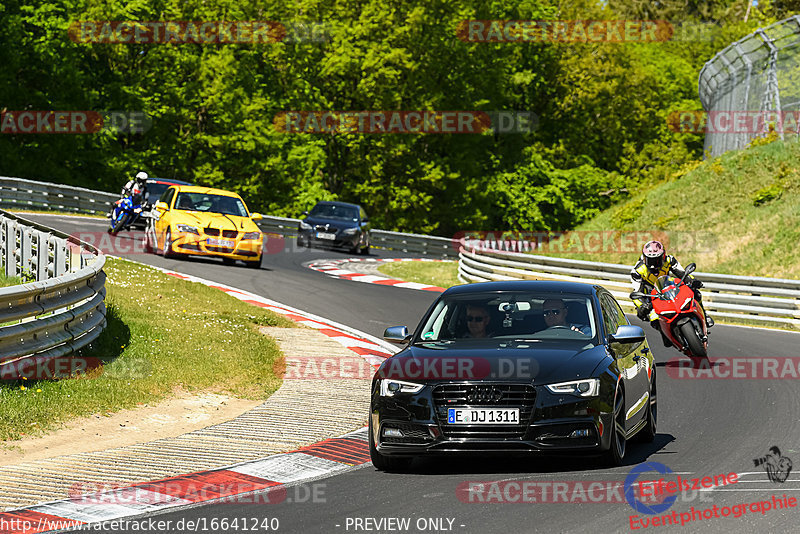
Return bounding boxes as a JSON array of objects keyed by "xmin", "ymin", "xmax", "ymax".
[{"xmin": 754, "ymin": 446, "xmax": 793, "ymax": 483}]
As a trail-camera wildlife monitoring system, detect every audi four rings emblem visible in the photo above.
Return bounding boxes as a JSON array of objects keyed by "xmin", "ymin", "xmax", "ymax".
[{"xmin": 466, "ymin": 386, "xmax": 504, "ymax": 403}]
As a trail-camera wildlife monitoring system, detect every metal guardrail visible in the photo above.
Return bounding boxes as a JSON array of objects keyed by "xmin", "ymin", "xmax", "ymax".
[
  {"xmin": 0, "ymin": 176, "xmax": 117, "ymax": 215},
  {"xmin": 258, "ymin": 215, "xmax": 458, "ymax": 258},
  {"xmin": 0, "ymin": 209, "xmax": 107, "ymax": 374},
  {"xmin": 458, "ymin": 246, "xmax": 800, "ymax": 328}
]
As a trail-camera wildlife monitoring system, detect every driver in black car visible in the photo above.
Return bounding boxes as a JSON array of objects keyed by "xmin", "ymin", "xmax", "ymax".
[
  {"xmin": 463, "ymin": 304, "xmax": 493, "ymax": 338},
  {"xmin": 542, "ymin": 299, "xmax": 591, "ymax": 335}
]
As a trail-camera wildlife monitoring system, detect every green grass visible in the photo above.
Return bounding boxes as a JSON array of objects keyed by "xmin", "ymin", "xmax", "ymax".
[
  {"xmin": 377, "ymin": 260, "xmax": 461, "ymax": 288},
  {"xmin": 0, "ymin": 272, "xmax": 23, "ymax": 288},
  {"xmin": 0, "ymin": 257, "xmax": 295, "ymax": 441},
  {"xmin": 534, "ymin": 139, "xmax": 800, "ymax": 279}
]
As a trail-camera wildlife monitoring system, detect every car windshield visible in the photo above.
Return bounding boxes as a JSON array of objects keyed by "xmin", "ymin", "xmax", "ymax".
[
  {"xmin": 174, "ymin": 192, "xmax": 249, "ymax": 217},
  {"xmin": 415, "ymin": 291, "xmax": 597, "ymax": 343},
  {"xmin": 309, "ymin": 203, "xmax": 359, "ymax": 221}
]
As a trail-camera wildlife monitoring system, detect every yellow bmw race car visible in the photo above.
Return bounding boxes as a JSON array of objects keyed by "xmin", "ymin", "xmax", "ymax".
[{"xmin": 145, "ymin": 185, "xmax": 264, "ymax": 268}]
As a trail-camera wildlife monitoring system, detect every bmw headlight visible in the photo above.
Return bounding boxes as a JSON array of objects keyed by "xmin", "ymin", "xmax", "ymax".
[
  {"xmin": 379, "ymin": 379, "xmax": 424, "ymax": 396},
  {"xmin": 342, "ymin": 227, "xmax": 359, "ymax": 235},
  {"xmin": 175, "ymin": 224, "xmax": 199, "ymax": 235},
  {"xmin": 299, "ymin": 221, "xmax": 312, "ymax": 230},
  {"xmin": 242, "ymin": 231, "xmax": 262, "ymax": 240},
  {"xmin": 545, "ymin": 378, "xmax": 600, "ymax": 397}
]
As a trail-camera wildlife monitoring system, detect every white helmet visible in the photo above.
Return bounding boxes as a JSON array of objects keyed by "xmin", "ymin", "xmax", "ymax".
[{"xmin": 135, "ymin": 171, "xmax": 148, "ymax": 182}]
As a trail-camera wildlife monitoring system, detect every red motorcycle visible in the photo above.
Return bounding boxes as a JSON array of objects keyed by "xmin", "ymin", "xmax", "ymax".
[{"xmin": 630, "ymin": 263, "xmax": 708, "ymax": 359}]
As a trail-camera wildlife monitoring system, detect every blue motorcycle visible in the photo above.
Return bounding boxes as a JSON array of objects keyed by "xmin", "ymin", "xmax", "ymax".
[{"xmin": 108, "ymin": 194, "xmax": 144, "ymax": 235}]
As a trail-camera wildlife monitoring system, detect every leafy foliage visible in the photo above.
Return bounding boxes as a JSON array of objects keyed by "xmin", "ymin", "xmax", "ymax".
[{"xmin": 0, "ymin": 0, "xmax": 781, "ymax": 234}]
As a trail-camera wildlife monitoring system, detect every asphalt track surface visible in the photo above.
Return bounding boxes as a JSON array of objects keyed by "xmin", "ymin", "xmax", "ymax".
[{"xmin": 23, "ymin": 214, "xmax": 800, "ymax": 534}]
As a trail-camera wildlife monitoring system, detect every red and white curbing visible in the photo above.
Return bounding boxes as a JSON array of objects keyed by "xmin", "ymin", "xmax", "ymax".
[
  {"xmin": 0, "ymin": 266, "xmax": 395, "ymax": 533},
  {"xmin": 1, "ymin": 428, "xmax": 371, "ymax": 533},
  {"xmin": 307, "ymin": 257, "xmax": 447, "ymax": 293}
]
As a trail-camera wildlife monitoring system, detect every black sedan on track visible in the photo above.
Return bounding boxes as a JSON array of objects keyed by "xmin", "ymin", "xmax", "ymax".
[
  {"xmin": 297, "ymin": 200, "xmax": 370, "ymax": 254},
  {"xmin": 370, "ymin": 280, "xmax": 656, "ymax": 471}
]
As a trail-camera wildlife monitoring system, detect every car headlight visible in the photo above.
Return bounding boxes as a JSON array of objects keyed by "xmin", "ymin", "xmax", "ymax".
[
  {"xmin": 379, "ymin": 379, "xmax": 424, "ymax": 396},
  {"xmin": 342, "ymin": 227, "xmax": 359, "ymax": 235},
  {"xmin": 175, "ymin": 224, "xmax": 199, "ymax": 235},
  {"xmin": 242, "ymin": 231, "xmax": 262, "ymax": 241},
  {"xmin": 545, "ymin": 378, "xmax": 600, "ymax": 397},
  {"xmin": 299, "ymin": 221, "xmax": 312, "ymax": 230}
]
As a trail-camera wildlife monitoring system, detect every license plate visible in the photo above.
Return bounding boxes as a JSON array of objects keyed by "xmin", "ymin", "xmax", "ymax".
[
  {"xmin": 316, "ymin": 232, "xmax": 336, "ymax": 240},
  {"xmin": 447, "ymin": 408, "xmax": 519, "ymax": 425},
  {"xmin": 207, "ymin": 238, "xmax": 234, "ymax": 247}
]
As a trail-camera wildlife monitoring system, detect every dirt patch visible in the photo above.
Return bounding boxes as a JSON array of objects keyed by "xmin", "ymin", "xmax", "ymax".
[{"xmin": 0, "ymin": 392, "xmax": 260, "ymax": 467}]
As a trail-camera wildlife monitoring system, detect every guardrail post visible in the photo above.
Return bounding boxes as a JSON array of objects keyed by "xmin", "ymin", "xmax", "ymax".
[
  {"xmin": 52, "ymin": 235, "xmax": 67, "ymax": 277},
  {"xmin": 36, "ymin": 230, "xmax": 49, "ymax": 280},
  {"xmin": 21, "ymin": 226, "xmax": 33, "ymax": 278},
  {"xmin": 5, "ymin": 219, "xmax": 18, "ymax": 277}
]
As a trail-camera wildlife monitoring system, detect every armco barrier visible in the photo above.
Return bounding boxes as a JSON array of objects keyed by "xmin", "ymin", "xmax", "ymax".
[
  {"xmin": 0, "ymin": 176, "xmax": 117, "ymax": 215},
  {"xmin": 458, "ymin": 245, "xmax": 800, "ymax": 328},
  {"xmin": 0, "ymin": 209, "xmax": 107, "ymax": 375},
  {"xmin": 259, "ymin": 215, "xmax": 456, "ymax": 257}
]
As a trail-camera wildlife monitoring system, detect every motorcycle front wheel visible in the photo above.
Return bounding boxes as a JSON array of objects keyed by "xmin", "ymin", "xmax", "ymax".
[
  {"xmin": 110, "ymin": 213, "xmax": 129, "ymax": 235},
  {"xmin": 680, "ymin": 321, "xmax": 707, "ymax": 359}
]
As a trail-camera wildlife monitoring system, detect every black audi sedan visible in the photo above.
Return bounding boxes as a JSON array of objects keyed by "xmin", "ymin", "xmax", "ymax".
[
  {"xmin": 297, "ymin": 200, "xmax": 370, "ymax": 254},
  {"xmin": 370, "ymin": 280, "xmax": 655, "ymax": 471}
]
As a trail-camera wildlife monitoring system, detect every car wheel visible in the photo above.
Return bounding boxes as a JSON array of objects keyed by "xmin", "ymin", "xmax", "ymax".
[
  {"xmin": 603, "ymin": 385, "xmax": 626, "ymax": 466},
  {"xmin": 635, "ymin": 368, "xmax": 657, "ymax": 443},
  {"xmin": 369, "ymin": 417, "xmax": 412, "ymax": 472},
  {"xmin": 244, "ymin": 256, "xmax": 262, "ymax": 269},
  {"xmin": 162, "ymin": 229, "xmax": 176, "ymax": 259}
]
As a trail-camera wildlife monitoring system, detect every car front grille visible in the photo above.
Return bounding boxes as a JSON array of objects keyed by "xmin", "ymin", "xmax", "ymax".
[
  {"xmin": 433, "ymin": 383, "xmax": 536, "ymax": 439},
  {"xmin": 204, "ymin": 228, "xmax": 239, "ymax": 239},
  {"xmin": 205, "ymin": 246, "xmax": 235, "ymax": 253}
]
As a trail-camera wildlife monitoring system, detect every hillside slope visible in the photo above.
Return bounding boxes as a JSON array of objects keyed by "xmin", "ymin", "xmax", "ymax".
[{"xmin": 544, "ymin": 138, "xmax": 800, "ymax": 279}]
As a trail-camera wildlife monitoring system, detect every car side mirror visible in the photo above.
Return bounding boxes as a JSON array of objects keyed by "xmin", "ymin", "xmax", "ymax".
[
  {"xmin": 302, "ymin": 210, "xmax": 310, "ymax": 216},
  {"xmin": 154, "ymin": 201, "xmax": 168, "ymax": 211},
  {"xmin": 384, "ymin": 326, "xmax": 411, "ymax": 345},
  {"xmin": 608, "ymin": 325, "xmax": 646, "ymax": 346},
  {"xmin": 250, "ymin": 212, "xmax": 263, "ymax": 221}
]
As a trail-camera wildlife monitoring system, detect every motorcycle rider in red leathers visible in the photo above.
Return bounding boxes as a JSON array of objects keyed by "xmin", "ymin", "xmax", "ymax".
[{"xmin": 630, "ymin": 240, "xmax": 714, "ymax": 347}]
